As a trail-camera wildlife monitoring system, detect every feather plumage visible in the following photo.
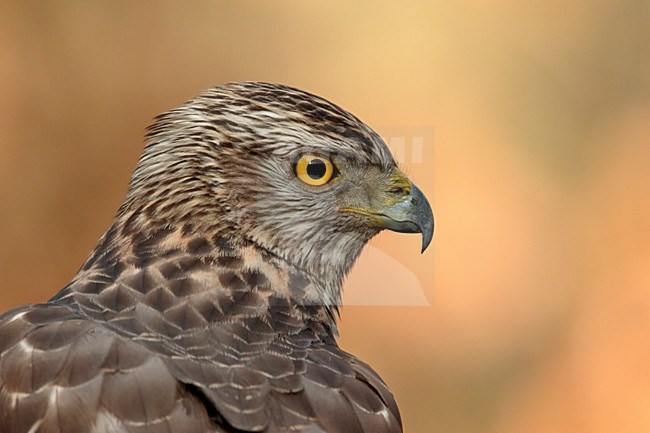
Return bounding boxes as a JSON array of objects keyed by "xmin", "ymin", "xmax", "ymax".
[{"xmin": 0, "ymin": 82, "xmax": 432, "ymax": 432}]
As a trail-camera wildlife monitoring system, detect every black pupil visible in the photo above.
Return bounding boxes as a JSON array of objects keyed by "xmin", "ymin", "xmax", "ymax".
[{"xmin": 306, "ymin": 159, "xmax": 327, "ymax": 179}]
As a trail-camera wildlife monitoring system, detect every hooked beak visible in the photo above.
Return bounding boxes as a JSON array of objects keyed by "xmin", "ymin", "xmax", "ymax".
[
  {"xmin": 340, "ymin": 173, "xmax": 434, "ymax": 253},
  {"xmin": 374, "ymin": 182, "xmax": 434, "ymax": 252}
]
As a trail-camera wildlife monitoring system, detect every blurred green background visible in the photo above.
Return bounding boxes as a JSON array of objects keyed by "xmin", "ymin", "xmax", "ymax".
[{"xmin": 0, "ymin": 2, "xmax": 649, "ymax": 432}]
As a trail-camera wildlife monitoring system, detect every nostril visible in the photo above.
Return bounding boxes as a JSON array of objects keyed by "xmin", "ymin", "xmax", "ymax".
[{"xmin": 389, "ymin": 186, "xmax": 410, "ymax": 197}]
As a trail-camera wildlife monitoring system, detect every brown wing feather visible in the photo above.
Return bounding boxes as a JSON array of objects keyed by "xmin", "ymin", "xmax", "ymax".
[
  {"xmin": 0, "ymin": 304, "xmax": 213, "ymax": 433},
  {"xmin": 0, "ymin": 303, "xmax": 401, "ymax": 433}
]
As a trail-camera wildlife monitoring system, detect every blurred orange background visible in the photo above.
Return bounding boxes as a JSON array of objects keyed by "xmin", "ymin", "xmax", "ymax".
[{"xmin": 1, "ymin": 2, "xmax": 649, "ymax": 432}]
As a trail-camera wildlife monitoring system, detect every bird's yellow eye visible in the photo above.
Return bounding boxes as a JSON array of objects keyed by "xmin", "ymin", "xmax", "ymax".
[{"xmin": 293, "ymin": 154, "xmax": 337, "ymax": 186}]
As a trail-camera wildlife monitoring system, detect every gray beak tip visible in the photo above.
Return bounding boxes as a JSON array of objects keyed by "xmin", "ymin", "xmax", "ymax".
[
  {"xmin": 411, "ymin": 183, "xmax": 434, "ymax": 254},
  {"xmin": 420, "ymin": 211, "xmax": 434, "ymax": 253}
]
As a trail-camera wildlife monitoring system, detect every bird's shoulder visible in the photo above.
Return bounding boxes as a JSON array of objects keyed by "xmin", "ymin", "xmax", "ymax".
[
  {"xmin": 0, "ymin": 302, "xmax": 214, "ymax": 433},
  {"xmin": 0, "ymin": 301, "xmax": 401, "ymax": 432}
]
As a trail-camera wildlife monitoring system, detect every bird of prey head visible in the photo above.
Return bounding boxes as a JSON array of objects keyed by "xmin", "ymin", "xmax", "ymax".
[
  {"xmin": 121, "ymin": 82, "xmax": 433, "ymax": 306},
  {"xmin": 0, "ymin": 82, "xmax": 433, "ymax": 433}
]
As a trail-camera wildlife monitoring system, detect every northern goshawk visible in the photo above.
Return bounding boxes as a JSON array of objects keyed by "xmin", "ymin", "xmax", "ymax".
[{"xmin": 0, "ymin": 82, "xmax": 433, "ymax": 433}]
